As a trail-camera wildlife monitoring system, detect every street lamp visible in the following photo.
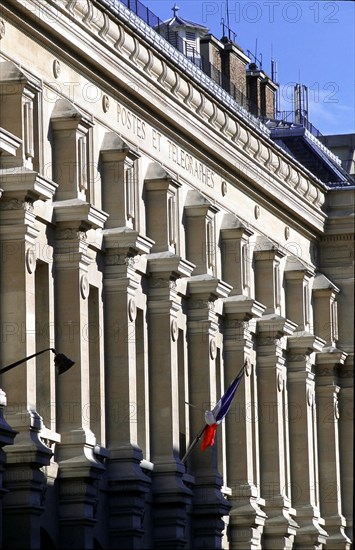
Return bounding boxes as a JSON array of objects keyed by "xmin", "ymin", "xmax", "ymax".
[{"xmin": 0, "ymin": 348, "xmax": 75, "ymax": 376}]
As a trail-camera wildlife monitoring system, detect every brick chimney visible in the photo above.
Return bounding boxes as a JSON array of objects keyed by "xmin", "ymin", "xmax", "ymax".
[
  {"xmin": 220, "ymin": 37, "xmax": 250, "ymax": 99},
  {"xmin": 246, "ymin": 63, "xmax": 278, "ymax": 118},
  {"xmin": 199, "ymin": 34, "xmax": 224, "ymax": 82}
]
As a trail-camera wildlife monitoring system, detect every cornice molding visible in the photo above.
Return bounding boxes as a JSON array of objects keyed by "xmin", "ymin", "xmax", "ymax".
[{"xmin": 5, "ymin": 0, "xmax": 328, "ymax": 232}]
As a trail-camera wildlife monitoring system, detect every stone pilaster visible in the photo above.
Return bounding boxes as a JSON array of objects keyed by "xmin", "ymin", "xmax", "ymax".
[
  {"xmin": 223, "ymin": 296, "xmax": 267, "ymax": 550},
  {"xmin": 186, "ymin": 275, "xmax": 231, "ymax": 549},
  {"xmin": 256, "ymin": 314, "xmax": 299, "ymax": 549},
  {"xmin": 0, "ymin": 178, "xmax": 56, "ymax": 549},
  {"xmin": 103, "ymin": 228, "xmax": 153, "ymax": 549},
  {"xmin": 147, "ymin": 252, "xmax": 194, "ymax": 549},
  {"xmin": 53, "ymin": 203, "xmax": 107, "ymax": 548},
  {"xmin": 319, "ymin": 189, "xmax": 354, "ymax": 543},
  {"xmin": 315, "ymin": 349, "xmax": 351, "ymax": 549},
  {"xmin": 287, "ymin": 334, "xmax": 328, "ymax": 549}
]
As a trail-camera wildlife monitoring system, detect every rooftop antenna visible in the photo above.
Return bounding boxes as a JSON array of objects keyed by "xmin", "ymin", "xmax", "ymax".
[
  {"xmin": 271, "ymin": 58, "xmax": 277, "ymax": 82},
  {"xmin": 271, "ymin": 58, "xmax": 280, "ymax": 115},
  {"xmin": 226, "ymin": 0, "xmax": 230, "ymax": 30}
]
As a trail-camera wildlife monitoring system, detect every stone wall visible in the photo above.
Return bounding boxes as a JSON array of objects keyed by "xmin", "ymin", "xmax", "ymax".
[{"xmin": 0, "ymin": 1, "xmax": 352, "ymax": 549}]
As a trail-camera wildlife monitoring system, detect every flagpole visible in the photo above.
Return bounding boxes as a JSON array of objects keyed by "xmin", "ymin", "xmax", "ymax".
[
  {"xmin": 234, "ymin": 362, "xmax": 247, "ymax": 380},
  {"xmin": 181, "ymin": 424, "xmax": 207, "ymax": 464},
  {"xmin": 181, "ymin": 362, "xmax": 247, "ymax": 465}
]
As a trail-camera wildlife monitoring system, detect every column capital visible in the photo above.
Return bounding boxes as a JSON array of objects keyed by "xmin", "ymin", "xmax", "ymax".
[
  {"xmin": 257, "ymin": 313, "xmax": 297, "ymax": 338},
  {"xmin": 53, "ymin": 199, "xmax": 108, "ymax": 230},
  {"xmin": 312, "ymin": 272, "xmax": 340, "ymax": 295},
  {"xmin": 315, "ymin": 346, "xmax": 348, "ymax": 384},
  {"xmin": 0, "ymin": 168, "xmax": 57, "ymax": 203},
  {"xmin": 223, "ymin": 295, "xmax": 266, "ymax": 321},
  {"xmin": 50, "ymin": 98, "xmax": 93, "ymax": 133},
  {"xmin": 316, "ymin": 346, "xmax": 348, "ymax": 367},
  {"xmin": 144, "ymin": 162, "xmax": 182, "ymax": 191},
  {"xmin": 187, "ymin": 274, "xmax": 231, "ymax": 302},
  {"xmin": 284, "ymin": 256, "xmax": 315, "ymax": 280},
  {"xmin": 288, "ymin": 333, "xmax": 326, "ymax": 355},
  {"xmin": 100, "ymin": 131, "xmax": 140, "ymax": 163},
  {"xmin": 254, "ymin": 236, "xmax": 286, "ymax": 262},
  {"xmin": 103, "ymin": 227, "xmax": 153, "ymax": 255},
  {"xmin": 220, "ymin": 213, "xmax": 254, "ymax": 239},
  {"xmin": 148, "ymin": 251, "xmax": 195, "ymax": 280},
  {"xmin": 184, "ymin": 189, "xmax": 219, "ymax": 217}
]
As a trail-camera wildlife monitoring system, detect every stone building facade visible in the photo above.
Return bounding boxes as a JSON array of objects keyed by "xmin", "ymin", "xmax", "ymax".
[{"xmin": 0, "ymin": 1, "xmax": 353, "ymax": 549}]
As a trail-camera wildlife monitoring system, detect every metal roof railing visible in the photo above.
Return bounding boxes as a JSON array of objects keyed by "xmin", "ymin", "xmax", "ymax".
[{"xmin": 100, "ymin": 0, "xmax": 261, "ymax": 119}]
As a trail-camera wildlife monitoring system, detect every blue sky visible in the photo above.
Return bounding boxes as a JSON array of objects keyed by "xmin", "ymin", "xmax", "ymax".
[{"xmin": 145, "ymin": 0, "xmax": 355, "ymax": 135}]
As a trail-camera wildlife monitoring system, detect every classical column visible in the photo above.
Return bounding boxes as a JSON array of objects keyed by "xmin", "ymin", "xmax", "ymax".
[
  {"xmin": 223, "ymin": 296, "xmax": 267, "ymax": 550},
  {"xmin": 186, "ymin": 276, "xmax": 231, "ymax": 550},
  {"xmin": 0, "ymin": 62, "xmax": 59, "ymax": 543},
  {"xmin": 53, "ymin": 203, "xmax": 107, "ymax": 548},
  {"xmin": 318, "ymin": 188, "xmax": 354, "ymax": 543},
  {"xmin": 0, "ymin": 185, "xmax": 56, "ymax": 549},
  {"xmin": 100, "ymin": 136, "xmax": 157, "ymax": 547},
  {"xmin": 287, "ymin": 335, "xmax": 328, "ymax": 549},
  {"xmin": 312, "ymin": 273, "xmax": 351, "ymax": 549},
  {"xmin": 103, "ymin": 228, "xmax": 153, "ymax": 549},
  {"xmin": 147, "ymin": 253, "xmax": 194, "ymax": 549},
  {"xmin": 256, "ymin": 314, "xmax": 299, "ymax": 549},
  {"xmin": 315, "ymin": 351, "xmax": 351, "ymax": 550}
]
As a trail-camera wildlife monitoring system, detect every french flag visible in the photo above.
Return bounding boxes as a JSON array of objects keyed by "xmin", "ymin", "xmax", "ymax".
[{"xmin": 201, "ymin": 365, "xmax": 245, "ymax": 451}]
